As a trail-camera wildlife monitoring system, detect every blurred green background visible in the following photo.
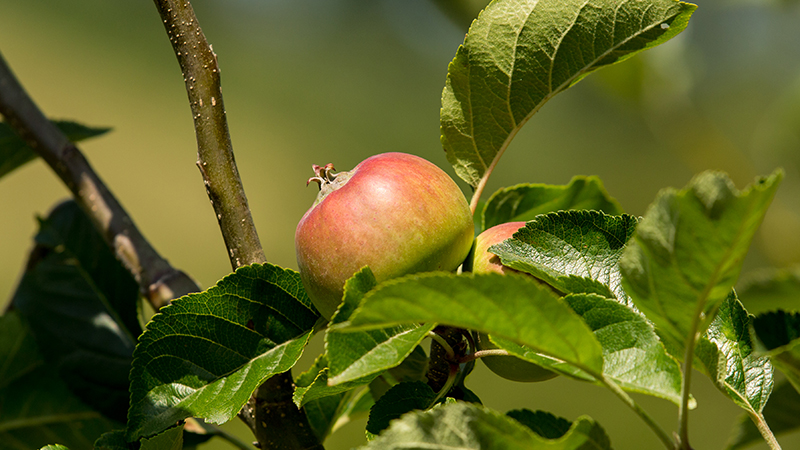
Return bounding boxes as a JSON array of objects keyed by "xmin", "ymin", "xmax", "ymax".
[{"xmin": 2, "ymin": 0, "xmax": 799, "ymax": 449}]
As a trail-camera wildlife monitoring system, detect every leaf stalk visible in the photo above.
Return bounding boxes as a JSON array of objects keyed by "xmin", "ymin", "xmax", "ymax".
[
  {"xmin": 747, "ymin": 410, "xmax": 782, "ymax": 450},
  {"xmin": 600, "ymin": 375, "xmax": 676, "ymax": 450}
]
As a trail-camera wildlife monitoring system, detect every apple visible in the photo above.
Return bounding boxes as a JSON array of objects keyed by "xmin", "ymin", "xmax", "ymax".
[
  {"xmin": 295, "ymin": 152, "xmax": 474, "ymax": 319},
  {"xmin": 469, "ymin": 221, "xmax": 558, "ymax": 382},
  {"xmin": 467, "ymin": 221, "xmax": 527, "ymax": 275}
]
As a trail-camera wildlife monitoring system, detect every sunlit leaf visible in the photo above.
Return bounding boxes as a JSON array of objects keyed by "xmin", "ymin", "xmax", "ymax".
[
  {"xmin": 492, "ymin": 293, "xmax": 686, "ymax": 406},
  {"xmin": 0, "ymin": 120, "xmax": 110, "ymax": 179},
  {"xmin": 482, "ymin": 176, "xmax": 623, "ymax": 230},
  {"xmin": 620, "ymin": 170, "xmax": 782, "ymax": 351},
  {"xmin": 441, "ymin": 0, "xmax": 696, "ymax": 187},
  {"xmin": 490, "ymin": 210, "xmax": 638, "ymax": 307},
  {"xmin": 294, "ymin": 355, "xmax": 375, "ymax": 408},
  {"xmin": 359, "ymin": 401, "xmax": 611, "ymax": 449},
  {"xmin": 325, "ymin": 268, "xmax": 435, "ymax": 386},
  {"xmin": 126, "ymin": 263, "xmax": 320, "ymax": 441},
  {"xmin": 339, "ymin": 272, "xmax": 604, "ymax": 376},
  {"xmin": 696, "ymin": 292, "xmax": 773, "ymax": 416}
]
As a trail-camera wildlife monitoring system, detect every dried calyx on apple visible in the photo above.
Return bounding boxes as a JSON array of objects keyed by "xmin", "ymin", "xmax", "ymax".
[{"xmin": 295, "ymin": 152, "xmax": 474, "ymax": 319}]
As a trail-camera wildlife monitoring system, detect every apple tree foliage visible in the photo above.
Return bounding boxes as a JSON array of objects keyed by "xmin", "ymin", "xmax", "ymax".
[{"xmin": 1, "ymin": 0, "xmax": 799, "ymax": 449}]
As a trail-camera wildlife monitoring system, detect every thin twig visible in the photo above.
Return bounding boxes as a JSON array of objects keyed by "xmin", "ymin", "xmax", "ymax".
[
  {"xmin": 0, "ymin": 51, "xmax": 199, "ymax": 310},
  {"xmin": 152, "ymin": 0, "xmax": 265, "ymax": 269},
  {"xmin": 151, "ymin": 2, "xmax": 318, "ymax": 449}
]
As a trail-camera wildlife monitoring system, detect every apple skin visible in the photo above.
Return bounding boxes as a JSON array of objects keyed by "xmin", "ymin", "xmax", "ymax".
[
  {"xmin": 469, "ymin": 222, "xmax": 557, "ymax": 382},
  {"xmin": 467, "ymin": 221, "xmax": 527, "ymax": 275},
  {"xmin": 295, "ymin": 152, "xmax": 474, "ymax": 319}
]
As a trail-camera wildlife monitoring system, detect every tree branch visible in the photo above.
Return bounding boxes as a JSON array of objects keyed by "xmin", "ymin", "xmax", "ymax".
[
  {"xmin": 151, "ymin": 2, "xmax": 319, "ymax": 448},
  {"xmin": 152, "ymin": 0, "xmax": 265, "ymax": 269},
  {"xmin": 0, "ymin": 51, "xmax": 199, "ymax": 310}
]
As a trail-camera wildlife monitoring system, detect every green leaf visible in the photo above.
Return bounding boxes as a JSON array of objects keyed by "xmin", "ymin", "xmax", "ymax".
[
  {"xmin": 126, "ymin": 263, "xmax": 320, "ymax": 441},
  {"xmin": 40, "ymin": 446, "xmax": 70, "ymax": 450},
  {"xmin": 366, "ymin": 381, "xmax": 438, "ymax": 435},
  {"xmin": 620, "ymin": 170, "xmax": 783, "ymax": 351},
  {"xmin": 696, "ymin": 292, "xmax": 773, "ymax": 415},
  {"xmin": 441, "ymin": 0, "xmax": 696, "ymax": 188},
  {"xmin": 11, "ymin": 200, "xmax": 141, "ymax": 422},
  {"xmin": 751, "ymin": 310, "xmax": 800, "ymax": 392},
  {"xmin": 738, "ymin": 265, "xmax": 800, "ymax": 315},
  {"xmin": 492, "ymin": 293, "xmax": 686, "ymax": 406},
  {"xmin": 293, "ymin": 355, "xmax": 375, "ymax": 408},
  {"xmin": 94, "ymin": 431, "xmax": 128, "ymax": 450},
  {"xmin": 340, "ymin": 272, "xmax": 604, "ymax": 376},
  {"xmin": 506, "ymin": 409, "xmax": 572, "ymax": 439},
  {"xmin": 303, "ymin": 386, "xmax": 374, "ymax": 441},
  {"xmin": 325, "ymin": 268, "xmax": 435, "ymax": 385},
  {"xmin": 0, "ymin": 120, "xmax": 110, "ymax": 179},
  {"xmin": 482, "ymin": 176, "xmax": 623, "ymax": 231},
  {"xmin": 0, "ymin": 313, "xmax": 117, "ymax": 450},
  {"xmin": 726, "ymin": 381, "xmax": 800, "ymax": 450},
  {"xmin": 140, "ymin": 425, "xmax": 183, "ymax": 450},
  {"xmin": 490, "ymin": 210, "xmax": 638, "ymax": 307},
  {"xmin": 566, "ymin": 294, "xmax": 685, "ymax": 405},
  {"xmin": 359, "ymin": 401, "xmax": 611, "ymax": 449},
  {"xmin": 0, "ymin": 311, "xmax": 44, "ymax": 390}
]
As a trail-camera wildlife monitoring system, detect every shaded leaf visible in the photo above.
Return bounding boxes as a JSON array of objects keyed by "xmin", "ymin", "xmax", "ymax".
[
  {"xmin": 507, "ymin": 409, "xmax": 572, "ymax": 439},
  {"xmin": 696, "ymin": 292, "xmax": 773, "ymax": 415},
  {"xmin": 12, "ymin": 200, "xmax": 142, "ymax": 422},
  {"xmin": 359, "ymin": 401, "xmax": 611, "ymax": 449},
  {"xmin": 126, "ymin": 263, "xmax": 319, "ymax": 441},
  {"xmin": 94, "ymin": 430, "xmax": 128, "ymax": 450},
  {"xmin": 0, "ymin": 312, "xmax": 117, "ymax": 450},
  {"xmin": 340, "ymin": 272, "xmax": 604, "ymax": 376},
  {"xmin": 482, "ymin": 176, "xmax": 623, "ymax": 230},
  {"xmin": 752, "ymin": 310, "xmax": 800, "ymax": 392},
  {"xmin": 325, "ymin": 268, "xmax": 435, "ymax": 385},
  {"xmin": 303, "ymin": 386, "xmax": 373, "ymax": 441},
  {"xmin": 491, "ymin": 210, "xmax": 638, "ymax": 307},
  {"xmin": 726, "ymin": 381, "xmax": 800, "ymax": 450},
  {"xmin": 441, "ymin": 0, "xmax": 696, "ymax": 187},
  {"xmin": 140, "ymin": 425, "xmax": 183, "ymax": 450},
  {"xmin": 366, "ymin": 381, "xmax": 437, "ymax": 435},
  {"xmin": 620, "ymin": 170, "xmax": 782, "ymax": 351},
  {"xmin": 737, "ymin": 265, "xmax": 800, "ymax": 315},
  {"xmin": 0, "ymin": 120, "xmax": 110, "ymax": 179}
]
